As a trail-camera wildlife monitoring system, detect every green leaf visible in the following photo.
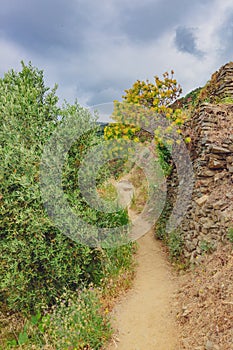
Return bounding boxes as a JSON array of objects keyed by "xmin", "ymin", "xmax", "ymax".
[
  {"xmin": 30, "ymin": 311, "xmax": 41, "ymax": 325},
  {"xmin": 18, "ymin": 331, "xmax": 29, "ymax": 345}
]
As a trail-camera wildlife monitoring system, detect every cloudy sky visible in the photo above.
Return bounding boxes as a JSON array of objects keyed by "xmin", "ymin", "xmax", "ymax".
[{"xmin": 1, "ymin": 0, "xmax": 233, "ymax": 121}]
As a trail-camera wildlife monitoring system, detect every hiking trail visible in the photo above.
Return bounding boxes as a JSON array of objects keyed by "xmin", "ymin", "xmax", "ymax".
[{"xmin": 104, "ymin": 179, "xmax": 179, "ymax": 350}]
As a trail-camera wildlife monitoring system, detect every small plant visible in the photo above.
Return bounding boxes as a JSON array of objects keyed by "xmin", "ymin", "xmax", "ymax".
[
  {"xmin": 156, "ymin": 143, "xmax": 172, "ymax": 177},
  {"xmin": 1, "ymin": 311, "xmax": 48, "ymax": 349},
  {"xmin": 220, "ymin": 96, "xmax": 233, "ymax": 104},
  {"xmin": 155, "ymin": 201, "xmax": 172, "ymax": 241},
  {"xmin": 227, "ymin": 227, "xmax": 233, "ymax": 244},
  {"xmin": 97, "ymin": 182, "xmax": 118, "ymax": 201},
  {"xmin": 45, "ymin": 288, "xmax": 112, "ymax": 350},
  {"xmin": 167, "ymin": 231, "xmax": 184, "ymax": 260},
  {"xmin": 199, "ymin": 240, "xmax": 214, "ymax": 254}
]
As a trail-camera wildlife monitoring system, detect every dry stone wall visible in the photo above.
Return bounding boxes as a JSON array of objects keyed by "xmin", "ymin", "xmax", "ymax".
[
  {"xmin": 212, "ymin": 62, "xmax": 233, "ymax": 100},
  {"xmin": 179, "ymin": 103, "xmax": 233, "ymax": 260}
]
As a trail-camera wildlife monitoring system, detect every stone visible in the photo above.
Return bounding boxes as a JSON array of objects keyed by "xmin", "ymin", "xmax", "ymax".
[
  {"xmin": 203, "ymin": 218, "xmax": 216, "ymax": 229},
  {"xmin": 226, "ymin": 156, "xmax": 233, "ymax": 163},
  {"xmin": 210, "ymin": 145, "xmax": 231, "ymax": 154},
  {"xmin": 227, "ymin": 165, "xmax": 233, "ymax": 173},
  {"xmin": 205, "ymin": 340, "xmax": 220, "ymax": 350},
  {"xmin": 200, "ymin": 169, "xmax": 216, "ymax": 177},
  {"xmin": 208, "ymin": 158, "xmax": 225, "ymax": 169},
  {"xmin": 214, "ymin": 172, "xmax": 226, "ymax": 182},
  {"xmin": 195, "ymin": 195, "xmax": 209, "ymax": 206},
  {"xmin": 185, "ymin": 241, "xmax": 196, "ymax": 252},
  {"xmin": 213, "ymin": 199, "xmax": 227, "ymax": 210}
]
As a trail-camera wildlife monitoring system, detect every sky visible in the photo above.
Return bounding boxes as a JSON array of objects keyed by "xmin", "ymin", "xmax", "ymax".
[{"xmin": 1, "ymin": 0, "xmax": 233, "ymax": 121}]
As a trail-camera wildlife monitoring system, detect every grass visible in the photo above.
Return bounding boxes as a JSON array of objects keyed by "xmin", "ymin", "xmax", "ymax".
[
  {"xmin": 0, "ymin": 288, "xmax": 112, "ymax": 350},
  {"xmin": 227, "ymin": 227, "xmax": 233, "ymax": 244},
  {"xmin": 219, "ymin": 96, "xmax": 233, "ymax": 104},
  {"xmin": 97, "ymin": 181, "xmax": 118, "ymax": 201},
  {"xmin": 0, "ymin": 252, "xmax": 137, "ymax": 350},
  {"xmin": 128, "ymin": 166, "xmax": 148, "ymax": 214}
]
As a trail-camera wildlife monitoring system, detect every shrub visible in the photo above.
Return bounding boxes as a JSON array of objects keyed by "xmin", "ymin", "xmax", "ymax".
[
  {"xmin": 0, "ymin": 62, "xmax": 132, "ymax": 314},
  {"xmin": 105, "ymin": 71, "xmax": 187, "ymax": 146},
  {"xmin": 45, "ymin": 288, "xmax": 112, "ymax": 350},
  {"xmin": 167, "ymin": 231, "xmax": 184, "ymax": 260}
]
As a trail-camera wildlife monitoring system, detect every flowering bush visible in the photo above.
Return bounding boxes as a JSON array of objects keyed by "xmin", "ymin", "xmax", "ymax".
[{"xmin": 104, "ymin": 71, "xmax": 188, "ymax": 145}]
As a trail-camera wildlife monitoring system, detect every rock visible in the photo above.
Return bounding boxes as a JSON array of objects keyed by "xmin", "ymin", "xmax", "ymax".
[
  {"xmin": 203, "ymin": 218, "xmax": 216, "ymax": 229},
  {"xmin": 186, "ymin": 241, "xmax": 196, "ymax": 252},
  {"xmin": 210, "ymin": 145, "xmax": 231, "ymax": 154},
  {"xmin": 213, "ymin": 199, "xmax": 228, "ymax": 210},
  {"xmin": 195, "ymin": 195, "xmax": 209, "ymax": 206},
  {"xmin": 201, "ymin": 169, "xmax": 216, "ymax": 177},
  {"xmin": 181, "ymin": 306, "xmax": 192, "ymax": 317},
  {"xmin": 227, "ymin": 165, "xmax": 233, "ymax": 173},
  {"xmin": 205, "ymin": 340, "xmax": 220, "ymax": 350},
  {"xmin": 208, "ymin": 158, "xmax": 225, "ymax": 169},
  {"xmin": 214, "ymin": 172, "xmax": 226, "ymax": 182},
  {"xmin": 226, "ymin": 155, "xmax": 233, "ymax": 164}
]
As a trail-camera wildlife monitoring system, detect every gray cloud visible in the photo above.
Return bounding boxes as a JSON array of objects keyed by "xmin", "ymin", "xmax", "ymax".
[
  {"xmin": 0, "ymin": 0, "xmax": 232, "ymax": 118},
  {"xmin": 217, "ymin": 11, "xmax": 233, "ymax": 58},
  {"xmin": 0, "ymin": 0, "xmax": 88, "ymax": 56},
  {"xmin": 119, "ymin": 0, "xmax": 212, "ymax": 43},
  {"xmin": 175, "ymin": 26, "xmax": 204, "ymax": 58}
]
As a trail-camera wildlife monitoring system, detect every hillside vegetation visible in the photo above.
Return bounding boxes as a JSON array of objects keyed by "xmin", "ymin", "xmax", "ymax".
[
  {"xmin": 1, "ymin": 61, "xmax": 232, "ymax": 350},
  {"xmin": 0, "ymin": 62, "xmax": 135, "ymax": 349}
]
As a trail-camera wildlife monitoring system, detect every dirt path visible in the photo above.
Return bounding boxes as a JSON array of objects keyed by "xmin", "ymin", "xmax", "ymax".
[{"xmin": 104, "ymin": 180, "xmax": 179, "ymax": 350}]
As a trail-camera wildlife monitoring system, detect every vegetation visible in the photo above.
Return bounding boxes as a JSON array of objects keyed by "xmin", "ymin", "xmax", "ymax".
[
  {"xmin": 0, "ymin": 62, "xmax": 135, "ymax": 349},
  {"xmin": 103, "ymin": 71, "xmax": 188, "ymax": 182},
  {"xmin": 227, "ymin": 227, "xmax": 233, "ymax": 244},
  {"xmin": 167, "ymin": 231, "xmax": 184, "ymax": 260},
  {"xmin": 104, "ymin": 70, "xmax": 186, "ymax": 144},
  {"xmin": 104, "ymin": 71, "xmax": 189, "ymax": 262},
  {"xmin": 172, "ymin": 87, "xmax": 202, "ymax": 111},
  {"xmin": 199, "ymin": 240, "xmax": 215, "ymax": 255},
  {"xmin": 121, "ymin": 71, "xmax": 182, "ymax": 115}
]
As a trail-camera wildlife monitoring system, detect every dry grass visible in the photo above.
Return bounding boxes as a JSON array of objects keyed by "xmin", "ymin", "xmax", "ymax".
[
  {"xmin": 176, "ymin": 244, "xmax": 233, "ymax": 350},
  {"xmin": 128, "ymin": 166, "xmax": 148, "ymax": 214}
]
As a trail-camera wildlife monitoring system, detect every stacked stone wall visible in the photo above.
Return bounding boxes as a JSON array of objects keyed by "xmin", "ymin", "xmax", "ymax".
[{"xmin": 179, "ymin": 103, "xmax": 233, "ymax": 260}]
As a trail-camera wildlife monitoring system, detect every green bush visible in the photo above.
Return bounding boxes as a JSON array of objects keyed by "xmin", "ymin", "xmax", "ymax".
[
  {"xmin": 0, "ymin": 62, "xmax": 132, "ymax": 316},
  {"xmin": 2, "ymin": 289, "xmax": 112, "ymax": 350},
  {"xmin": 156, "ymin": 143, "xmax": 172, "ymax": 177},
  {"xmin": 167, "ymin": 231, "xmax": 184, "ymax": 260},
  {"xmin": 155, "ymin": 199, "xmax": 173, "ymax": 241}
]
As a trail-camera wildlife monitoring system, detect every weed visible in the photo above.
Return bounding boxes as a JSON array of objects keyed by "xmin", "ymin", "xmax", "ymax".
[
  {"xmin": 227, "ymin": 227, "xmax": 233, "ymax": 244},
  {"xmin": 167, "ymin": 231, "xmax": 184, "ymax": 260},
  {"xmin": 155, "ymin": 201, "xmax": 172, "ymax": 241},
  {"xmin": 220, "ymin": 96, "xmax": 233, "ymax": 104},
  {"xmin": 97, "ymin": 182, "xmax": 118, "ymax": 201},
  {"xmin": 199, "ymin": 240, "xmax": 214, "ymax": 255},
  {"xmin": 45, "ymin": 288, "xmax": 112, "ymax": 350}
]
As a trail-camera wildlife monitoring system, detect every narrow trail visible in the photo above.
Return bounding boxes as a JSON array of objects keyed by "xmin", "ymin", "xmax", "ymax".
[{"xmin": 104, "ymin": 180, "xmax": 179, "ymax": 350}]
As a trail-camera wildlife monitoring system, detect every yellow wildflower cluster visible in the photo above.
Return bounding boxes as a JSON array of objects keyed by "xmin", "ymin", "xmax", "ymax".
[
  {"xmin": 104, "ymin": 122, "xmax": 140, "ymax": 142},
  {"xmin": 104, "ymin": 71, "xmax": 190, "ymax": 144}
]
